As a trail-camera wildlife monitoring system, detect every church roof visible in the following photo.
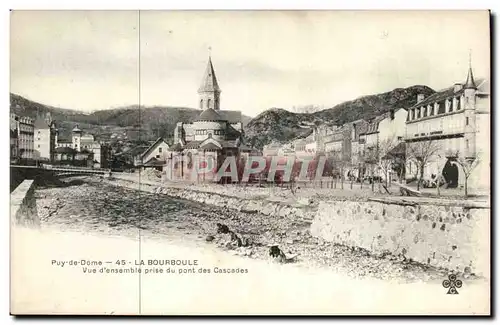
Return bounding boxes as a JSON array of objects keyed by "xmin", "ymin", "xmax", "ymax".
[
  {"xmin": 198, "ymin": 56, "xmax": 221, "ymax": 93},
  {"xmin": 185, "ymin": 141, "xmax": 203, "ymax": 149},
  {"xmin": 218, "ymin": 110, "xmax": 242, "ymax": 124},
  {"xmin": 199, "ymin": 142, "xmax": 221, "ymax": 151},
  {"xmin": 196, "ymin": 108, "xmax": 227, "ymax": 122},
  {"xmin": 72, "ymin": 125, "xmax": 82, "ymax": 133}
]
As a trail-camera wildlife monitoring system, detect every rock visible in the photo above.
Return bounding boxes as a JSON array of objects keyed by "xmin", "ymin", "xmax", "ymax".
[{"xmin": 206, "ymin": 235, "xmax": 215, "ymax": 242}]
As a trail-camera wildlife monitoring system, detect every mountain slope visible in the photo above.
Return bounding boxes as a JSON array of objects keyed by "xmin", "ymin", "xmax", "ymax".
[
  {"xmin": 9, "ymin": 93, "xmax": 252, "ymax": 142},
  {"xmin": 244, "ymin": 85, "xmax": 436, "ymax": 149}
]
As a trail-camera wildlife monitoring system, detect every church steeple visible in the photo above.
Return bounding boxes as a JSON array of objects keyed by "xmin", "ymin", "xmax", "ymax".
[
  {"xmin": 198, "ymin": 53, "xmax": 221, "ymax": 110},
  {"xmin": 464, "ymin": 51, "xmax": 477, "ymax": 90}
]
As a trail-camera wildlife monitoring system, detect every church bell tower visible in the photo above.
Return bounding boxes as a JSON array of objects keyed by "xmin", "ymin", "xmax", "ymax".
[{"xmin": 198, "ymin": 55, "xmax": 221, "ymax": 111}]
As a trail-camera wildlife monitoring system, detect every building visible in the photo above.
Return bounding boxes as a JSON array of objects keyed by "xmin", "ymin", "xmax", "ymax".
[
  {"xmin": 55, "ymin": 125, "xmax": 110, "ymax": 168},
  {"xmin": 14, "ymin": 115, "xmax": 35, "ymax": 160},
  {"xmin": 378, "ymin": 108, "xmax": 407, "ymax": 144},
  {"xmin": 173, "ymin": 56, "xmax": 243, "ymax": 145},
  {"xmin": 34, "ymin": 113, "xmax": 57, "ymax": 161},
  {"xmin": 166, "ymin": 55, "xmax": 250, "ymax": 182},
  {"xmin": 349, "ymin": 119, "xmax": 368, "ymax": 171},
  {"xmin": 262, "ymin": 142, "xmax": 282, "ymax": 157},
  {"xmin": 10, "ymin": 129, "xmax": 18, "ymax": 162},
  {"xmin": 405, "ymin": 61, "xmax": 490, "ymax": 189},
  {"xmin": 136, "ymin": 138, "xmax": 170, "ymax": 170}
]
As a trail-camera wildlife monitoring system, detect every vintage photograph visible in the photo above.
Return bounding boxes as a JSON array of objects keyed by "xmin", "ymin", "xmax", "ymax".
[{"xmin": 10, "ymin": 10, "xmax": 491, "ymax": 315}]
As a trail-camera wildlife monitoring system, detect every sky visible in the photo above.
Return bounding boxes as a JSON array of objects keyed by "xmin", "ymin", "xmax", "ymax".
[{"xmin": 10, "ymin": 10, "xmax": 490, "ymax": 117}]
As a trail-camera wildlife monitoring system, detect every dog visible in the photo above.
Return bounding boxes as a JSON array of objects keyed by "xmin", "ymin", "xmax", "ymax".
[
  {"xmin": 216, "ymin": 223, "xmax": 230, "ymax": 234},
  {"xmin": 269, "ymin": 245, "xmax": 284, "ymax": 258}
]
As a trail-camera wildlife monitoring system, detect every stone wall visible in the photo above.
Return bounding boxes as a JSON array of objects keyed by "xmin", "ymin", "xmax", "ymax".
[
  {"xmin": 310, "ymin": 200, "xmax": 490, "ymax": 276},
  {"xmin": 10, "ymin": 180, "xmax": 40, "ymax": 228},
  {"xmin": 107, "ymin": 177, "xmax": 316, "ymax": 222}
]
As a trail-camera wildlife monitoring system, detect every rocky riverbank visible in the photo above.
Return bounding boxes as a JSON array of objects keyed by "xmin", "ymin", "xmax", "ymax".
[{"xmin": 32, "ymin": 176, "xmax": 470, "ymax": 282}]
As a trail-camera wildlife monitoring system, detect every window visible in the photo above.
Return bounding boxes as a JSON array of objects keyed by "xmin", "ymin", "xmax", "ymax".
[
  {"xmin": 466, "ymin": 117, "xmax": 469, "ymax": 125},
  {"xmin": 156, "ymin": 155, "xmax": 160, "ymax": 158},
  {"xmin": 159, "ymin": 147, "xmax": 162, "ymax": 153},
  {"xmin": 208, "ymin": 98, "xmax": 212, "ymax": 109},
  {"xmin": 37, "ymin": 144, "xmax": 40, "ymax": 148},
  {"xmin": 200, "ymin": 99, "xmax": 203, "ymax": 109},
  {"xmin": 466, "ymin": 139, "xmax": 469, "ymax": 149}
]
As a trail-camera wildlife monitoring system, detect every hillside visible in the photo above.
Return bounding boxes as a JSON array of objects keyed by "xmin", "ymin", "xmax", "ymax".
[
  {"xmin": 244, "ymin": 85, "xmax": 436, "ymax": 149},
  {"xmin": 10, "ymin": 93, "xmax": 252, "ymax": 142}
]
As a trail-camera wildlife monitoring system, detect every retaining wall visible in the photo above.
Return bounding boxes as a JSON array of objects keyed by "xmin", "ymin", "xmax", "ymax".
[
  {"xmin": 310, "ymin": 200, "xmax": 490, "ymax": 276},
  {"xmin": 107, "ymin": 177, "xmax": 317, "ymax": 222},
  {"xmin": 10, "ymin": 180, "xmax": 40, "ymax": 228}
]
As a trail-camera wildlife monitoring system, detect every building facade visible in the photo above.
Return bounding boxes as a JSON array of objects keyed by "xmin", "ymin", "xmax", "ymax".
[
  {"xmin": 405, "ymin": 63, "xmax": 490, "ymax": 189},
  {"xmin": 137, "ymin": 138, "xmax": 170, "ymax": 170},
  {"xmin": 55, "ymin": 125, "xmax": 109, "ymax": 167},
  {"xmin": 14, "ymin": 115, "xmax": 35, "ymax": 160},
  {"xmin": 34, "ymin": 113, "xmax": 57, "ymax": 161}
]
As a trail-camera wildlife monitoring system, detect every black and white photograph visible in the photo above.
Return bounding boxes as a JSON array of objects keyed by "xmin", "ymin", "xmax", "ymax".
[{"xmin": 9, "ymin": 10, "xmax": 491, "ymax": 315}]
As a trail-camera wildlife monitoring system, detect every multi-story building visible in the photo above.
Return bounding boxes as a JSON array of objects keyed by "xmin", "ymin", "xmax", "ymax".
[
  {"xmin": 14, "ymin": 115, "xmax": 35, "ymax": 160},
  {"xmin": 55, "ymin": 126, "xmax": 110, "ymax": 167},
  {"xmin": 10, "ymin": 129, "xmax": 18, "ymax": 162},
  {"xmin": 405, "ymin": 62, "xmax": 490, "ymax": 189},
  {"xmin": 349, "ymin": 119, "xmax": 368, "ymax": 168},
  {"xmin": 378, "ymin": 108, "xmax": 407, "ymax": 144},
  {"xmin": 34, "ymin": 113, "xmax": 57, "ymax": 161}
]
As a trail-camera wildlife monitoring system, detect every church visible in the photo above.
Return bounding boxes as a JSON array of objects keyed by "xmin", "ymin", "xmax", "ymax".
[{"xmin": 165, "ymin": 55, "xmax": 253, "ymax": 182}]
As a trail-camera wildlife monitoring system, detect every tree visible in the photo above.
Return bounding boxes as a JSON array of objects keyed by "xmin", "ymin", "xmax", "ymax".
[
  {"xmin": 452, "ymin": 152, "xmax": 481, "ymax": 197},
  {"xmin": 363, "ymin": 145, "xmax": 378, "ymax": 192},
  {"xmin": 377, "ymin": 138, "xmax": 398, "ymax": 188},
  {"xmin": 406, "ymin": 140, "xmax": 441, "ymax": 191},
  {"xmin": 329, "ymin": 150, "xmax": 345, "ymax": 189}
]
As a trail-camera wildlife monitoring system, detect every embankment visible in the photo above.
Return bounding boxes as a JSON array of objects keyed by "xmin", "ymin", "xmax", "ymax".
[
  {"xmin": 106, "ymin": 176, "xmax": 317, "ymax": 222},
  {"xmin": 106, "ymin": 175, "xmax": 490, "ymax": 277},
  {"xmin": 10, "ymin": 179, "xmax": 40, "ymax": 228},
  {"xmin": 310, "ymin": 200, "xmax": 490, "ymax": 277}
]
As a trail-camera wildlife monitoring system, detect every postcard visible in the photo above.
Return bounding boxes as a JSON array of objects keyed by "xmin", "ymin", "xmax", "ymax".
[{"xmin": 10, "ymin": 10, "xmax": 491, "ymax": 315}]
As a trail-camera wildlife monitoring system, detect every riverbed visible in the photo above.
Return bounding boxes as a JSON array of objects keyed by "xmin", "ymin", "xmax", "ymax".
[{"xmin": 34, "ymin": 176, "xmax": 460, "ymax": 282}]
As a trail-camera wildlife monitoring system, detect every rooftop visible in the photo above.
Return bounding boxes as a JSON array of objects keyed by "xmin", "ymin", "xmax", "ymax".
[
  {"xmin": 198, "ymin": 56, "xmax": 221, "ymax": 93},
  {"xmin": 196, "ymin": 108, "xmax": 226, "ymax": 122}
]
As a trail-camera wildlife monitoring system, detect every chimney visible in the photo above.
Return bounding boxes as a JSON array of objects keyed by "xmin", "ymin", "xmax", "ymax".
[
  {"xmin": 417, "ymin": 94, "xmax": 425, "ymax": 103},
  {"xmin": 454, "ymin": 83, "xmax": 463, "ymax": 92}
]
